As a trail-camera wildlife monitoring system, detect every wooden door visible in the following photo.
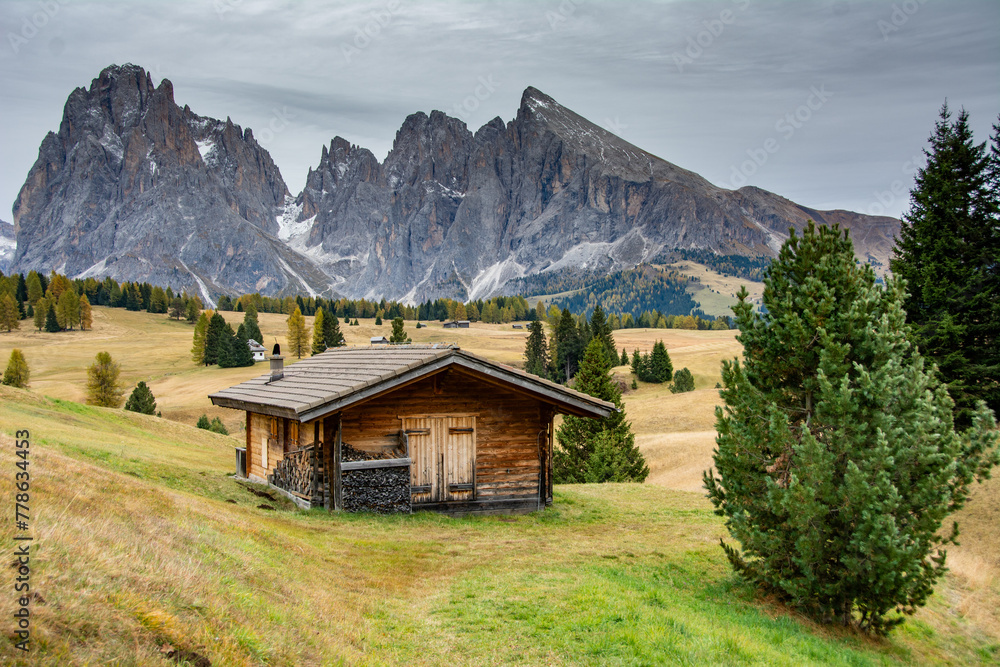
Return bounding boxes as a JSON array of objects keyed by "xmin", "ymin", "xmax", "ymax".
[
  {"xmin": 443, "ymin": 416, "xmax": 475, "ymax": 501},
  {"xmin": 403, "ymin": 415, "xmax": 476, "ymax": 504}
]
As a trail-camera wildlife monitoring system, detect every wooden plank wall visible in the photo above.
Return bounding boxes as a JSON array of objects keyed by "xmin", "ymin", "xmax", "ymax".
[
  {"xmin": 340, "ymin": 368, "xmax": 549, "ymax": 502},
  {"xmin": 247, "ymin": 412, "xmax": 314, "ymax": 480}
]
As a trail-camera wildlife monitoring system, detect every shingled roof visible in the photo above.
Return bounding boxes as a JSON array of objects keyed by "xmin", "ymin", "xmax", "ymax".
[{"xmin": 208, "ymin": 344, "xmax": 616, "ymax": 421}]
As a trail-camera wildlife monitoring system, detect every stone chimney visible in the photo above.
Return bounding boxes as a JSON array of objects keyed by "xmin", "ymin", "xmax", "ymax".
[{"xmin": 269, "ymin": 343, "xmax": 284, "ymax": 382}]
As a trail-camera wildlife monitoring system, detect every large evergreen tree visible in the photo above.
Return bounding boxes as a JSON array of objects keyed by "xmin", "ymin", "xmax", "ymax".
[
  {"xmin": 890, "ymin": 104, "xmax": 1000, "ymax": 426},
  {"xmin": 554, "ymin": 338, "xmax": 648, "ymax": 483},
  {"xmin": 86, "ymin": 351, "xmax": 125, "ymax": 408},
  {"xmin": 523, "ymin": 319, "xmax": 549, "ymax": 378},
  {"xmin": 124, "ymin": 381, "xmax": 157, "ymax": 415},
  {"xmin": 705, "ymin": 222, "xmax": 999, "ymax": 634},
  {"xmin": 203, "ymin": 312, "xmax": 229, "ymax": 366},
  {"xmin": 648, "ymin": 340, "xmax": 673, "ymax": 383}
]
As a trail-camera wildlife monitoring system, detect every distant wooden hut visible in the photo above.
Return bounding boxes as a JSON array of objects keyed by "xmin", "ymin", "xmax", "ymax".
[
  {"xmin": 370, "ymin": 336, "xmax": 389, "ymax": 344},
  {"xmin": 209, "ymin": 344, "xmax": 614, "ymax": 515},
  {"xmin": 443, "ymin": 320, "xmax": 470, "ymax": 329}
]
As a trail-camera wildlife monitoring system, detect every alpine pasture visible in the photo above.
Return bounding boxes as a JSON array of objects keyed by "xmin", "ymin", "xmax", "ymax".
[{"xmin": 0, "ymin": 306, "xmax": 997, "ymax": 665}]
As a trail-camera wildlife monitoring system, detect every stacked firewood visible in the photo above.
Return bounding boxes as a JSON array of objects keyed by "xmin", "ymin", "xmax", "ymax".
[
  {"xmin": 341, "ymin": 442, "xmax": 405, "ymax": 462},
  {"xmin": 268, "ymin": 447, "xmax": 314, "ymax": 497},
  {"xmin": 340, "ymin": 442, "xmax": 411, "ymax": 514}
]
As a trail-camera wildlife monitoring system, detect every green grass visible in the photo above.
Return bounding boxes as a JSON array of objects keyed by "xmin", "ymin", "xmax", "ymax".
[{"xmin": 1, "ymin": 386, "xmax": 997, "ymax": 665}]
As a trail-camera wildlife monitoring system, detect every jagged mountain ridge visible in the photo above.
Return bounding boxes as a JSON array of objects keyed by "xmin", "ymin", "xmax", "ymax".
[
  {"xmin": 285, "ymin": 85, "xmax": 898, "ymax": 301},
  {"xmin": 12, "ymin": 65, "xmax": 899, "ymax": 303},
  {"xmin": 11, "ymin": 64, "xmax": 331, "ymax": 305}
]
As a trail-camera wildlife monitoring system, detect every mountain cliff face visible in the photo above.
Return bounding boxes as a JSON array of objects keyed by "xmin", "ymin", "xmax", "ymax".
[
  {"xmin": 0, "ymin": 220, "xmax": 14, "ymax": 273},
  {"xmin": 287, "ymin": 86, "xmax": 898, "ymax": 301},
  {"xmin": 11, "ymin": 64, "xmax": 330, "ymax": 304},
  {"xmin": 12, "ymin": 66, "xmax": 899, "ymax": 302}
]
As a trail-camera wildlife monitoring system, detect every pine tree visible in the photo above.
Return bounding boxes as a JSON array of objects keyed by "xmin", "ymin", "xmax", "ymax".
[
  {"xmin": 79, "ymin": 294, "xmax": 93, "ymax": 330},
  {"xmin": 86, "ymin": 351, "xmax": 125, "ymax": 408},
  {"xmin": 125, "ymin": 284, "xmax": 142, "ymax": 311},
  {"xmin": 216, "ymin": 323, "xmax": 239, "ymax": 368},
  {"xmin": 620, "ymin": 348, "xmax": 628, "ymax": 366},
  {"xmin": 241, "ymin": 305, "xmax": 263, "ymax": 344},
  {"xmin": 191, "ymin": 312, "xmax": 210, "ymax": 364},
  {"xmin": 671, "ymin": 368, "xmax": 695, "ymax": 393},
  {"xmin": 124, "ymin": 381, "xmax": 157, "ymax": 415},
  {"xmin": 230, "ymin": 331, "xmax": 255, "ymax": 367},
  {"xmin": 196, "ymin": 414, "xmax": 211, "ymax": 430},
  {"xmin": 890, "ymin": 104, "xmax": 1000, "ymax": 426},
  {"xmin": 2, "ymin": 349, "xmax": 29, "ymax": 388},
  {"xmin": 312, "ymin": 308, "xmax": 327, "ymax": 355},
  {"xmin": 554, "ymin": 308, "xmax": 583, "ymax": 383},
  {"xmin": 0, "ymin": 293, "xmax": 19, "ymax": 332},
  {"xmin": 375, "ymin": 314, "xmax": 383, "ymax": 326},
  {"xmin": 588, "ymin": 304, "xmax": 617, "ymax": 368},
  {"xmin": 631, "ymin": 349, "xmax": 642, "ymax": 377},
  {"xmin": 169, "ymin": 296, "xmax": 185, "ymax": 320},
  {"xmin": 324, "ymin": 311, "xmax": 345, "ymax": 348},
  {"xmin": 523, "ymin": 319, "xmax": 549, "ymax": 378},
  {"xmin": 389, "ymin": 317, "xmax": 409, "ymax": 343},
  {"xmin": 554, "ymin": 338, "xmax": 648, "ymax": 483},
  {"xmin": 649, "ymin": 341, "xmax": 673, "ymax": 383},
  {"xmin": 204, "ymin": 312, "xmax": 229, "ymax": 365},
  {"xmin": 44, "ymin": 304, "xmax": 60, "ymax": 332},
  {"xmin": 185, "ymin": 298, "xmax": 201, "ymax": 324},
  {"xmin": 287, "ymin": 307, "xmax": 310, "ymax": 359},
  {"xmin": 705, "ymin": 221, "xmax": 999, "ymax": 635}
]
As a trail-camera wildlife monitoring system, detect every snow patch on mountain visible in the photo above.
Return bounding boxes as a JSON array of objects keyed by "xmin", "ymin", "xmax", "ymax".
[{"xmin": 468, "ymin": 257, "xmax": 526, "ymax": 301}]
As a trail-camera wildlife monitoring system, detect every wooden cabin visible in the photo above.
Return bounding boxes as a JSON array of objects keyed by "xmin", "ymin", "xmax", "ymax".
[{"xmin": 208, "ymin": 344, "xmax": 614, "ymax": 515}]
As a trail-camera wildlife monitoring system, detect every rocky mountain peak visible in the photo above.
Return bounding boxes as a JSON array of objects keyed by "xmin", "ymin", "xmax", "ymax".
[
  {"xmin": 11, "ymin": 63, "xmax": 325, "ymax": 301},
  {"xmin": 11, "ymin": 65, "xmax": 899, "ymax": 304}
]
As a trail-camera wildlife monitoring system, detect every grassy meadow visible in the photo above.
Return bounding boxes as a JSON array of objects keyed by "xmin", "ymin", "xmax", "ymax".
[{"xmin": 0, "ymin": 307, "xmax": 998, "ymax": 665}]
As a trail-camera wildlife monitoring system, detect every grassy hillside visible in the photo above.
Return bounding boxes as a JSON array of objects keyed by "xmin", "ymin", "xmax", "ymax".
[
  {"xmin": 1, "ymin": 386, "xmax": 997, "ymax": 665},
  {"xmin": 0, "ymin": 307, "xmax": 998, "ymax": 664}
]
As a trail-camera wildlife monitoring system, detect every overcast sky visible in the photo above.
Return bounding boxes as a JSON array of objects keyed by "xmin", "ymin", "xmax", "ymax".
[{"xmin": 1, "ymin": 0, "xmax": 997, "ymax": 224}]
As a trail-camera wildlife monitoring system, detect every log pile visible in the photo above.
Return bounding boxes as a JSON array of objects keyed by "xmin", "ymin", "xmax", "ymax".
[
  {"xmin": 341, "ymin": 442, "xmax": 411, "ymax": 514},
  {"xmin": 268, "ymin": 446, "xmax": 314, "ymax": 499}
]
